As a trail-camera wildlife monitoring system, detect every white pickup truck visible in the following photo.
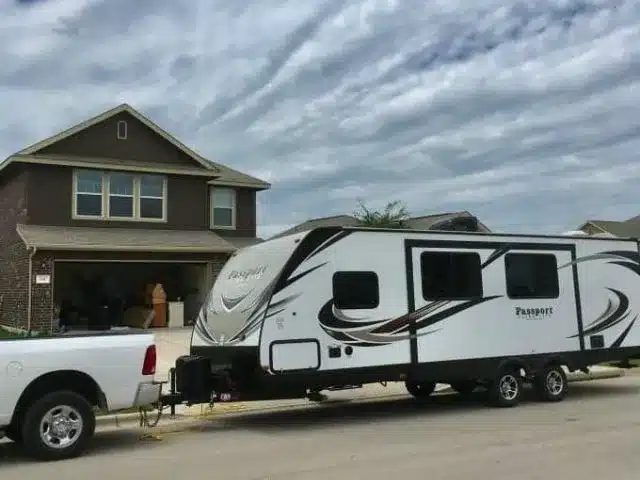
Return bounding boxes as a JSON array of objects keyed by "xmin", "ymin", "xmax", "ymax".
[{"xmin": 0, "ymin": 330, "xmax": 161, "ymax": 461}]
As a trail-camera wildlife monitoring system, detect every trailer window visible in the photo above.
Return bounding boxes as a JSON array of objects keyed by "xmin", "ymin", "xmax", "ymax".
[
  {"xmin": 420, "ymin": 251, "xmax": 483, "ymax": 300},
  {"xmin": 332, "ymin": 271, "xmax": 380, "ymax": 309},
  {"xmin": 504, "ymin": 253, "xmax": 559, "ymax": 299}
]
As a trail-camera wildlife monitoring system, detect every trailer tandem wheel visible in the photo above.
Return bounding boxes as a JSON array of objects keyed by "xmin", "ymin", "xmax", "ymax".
[
  {"xmin": 533, "ymin": 364, "xmax": 568, "ymax": 402},
  {"xmin": 487, "ymin": 367, "xmax": 523, "ymax": 407}
]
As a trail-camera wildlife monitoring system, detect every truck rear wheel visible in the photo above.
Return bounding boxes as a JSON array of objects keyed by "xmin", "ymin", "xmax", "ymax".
[
  {"xmin": 534, "ymin": 365, "xmax": 568, "ymax": 402},
  {"xmin": 405, "ymin": 380, "xmax": 436, "ymax": 399},
  {"xmin": 4, "ymin": 425, "xmax": 22, "ymax": 444},
  {"xmin": 21, "ymin": 390, "xmax": 95, "ymax": 461}
]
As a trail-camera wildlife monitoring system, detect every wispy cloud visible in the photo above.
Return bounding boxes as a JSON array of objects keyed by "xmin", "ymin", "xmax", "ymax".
[{"xmin": 1, "ymin": 0, "xmax": 639, "ymax": 236}]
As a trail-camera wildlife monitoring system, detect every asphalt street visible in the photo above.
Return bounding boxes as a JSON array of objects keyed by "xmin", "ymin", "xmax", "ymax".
[{"xmin": 2, "ymin": 376, "xmax": 640, "ymax": 479}]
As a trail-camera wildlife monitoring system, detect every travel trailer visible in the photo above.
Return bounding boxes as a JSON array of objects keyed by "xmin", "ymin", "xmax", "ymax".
[{"xmin": 167, "ymin": 226, "xmax": 640, "ymax": 409}]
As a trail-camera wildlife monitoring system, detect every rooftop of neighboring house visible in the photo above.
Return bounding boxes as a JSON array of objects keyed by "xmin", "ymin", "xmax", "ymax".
[
  {"xmin": 271, "ymin": 210, "xmax": 491, "ymax": 239},
  {"xmin": 577, "ymin": 214, "xmax": 640, "ymax": 238}
]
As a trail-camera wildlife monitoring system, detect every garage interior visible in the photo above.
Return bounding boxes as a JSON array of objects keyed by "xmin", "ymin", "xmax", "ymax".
[{"xmin": 53, "ymin": 261, "xmax": 209, "ymax": 330}]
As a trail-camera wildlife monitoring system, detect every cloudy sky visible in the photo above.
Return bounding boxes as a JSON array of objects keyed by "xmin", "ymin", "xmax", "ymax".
[{"xmin": 1, "ymin": 0, "xmax": 639, "ymax": 238}]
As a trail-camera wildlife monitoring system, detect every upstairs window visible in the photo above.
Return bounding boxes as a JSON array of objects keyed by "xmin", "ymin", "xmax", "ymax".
[
  {"xmin": 332, "ymin": 271, "xmax": 380, "ymax": 310},
  {"xmin": 210, "ymin": 187, "xmax": 236, "ymax": 229},
  {"xmin": 75, "ymin": 169, "xmax": 104, "ymax": 217},
  {"xmin": 108, "ymin": 172, "xmax": 134, "ymax": 218},
  {"xmin": 73, "ymin": 169, "xmax": 167, "ymax": 221},
  {"xmin": 504, "ymin": 253, "xmax": 559, "ymax": 299},
  {"xmin": 421, "ymin": 251, "xmax": 483, "ymax": 300},
  {"xmin": 139, "ymin": 175, "xmax": 165, "ymax": 220}
]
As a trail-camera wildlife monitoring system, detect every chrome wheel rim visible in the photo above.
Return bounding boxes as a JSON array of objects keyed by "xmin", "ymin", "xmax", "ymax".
[
  {"xmin": 39, "ymin": 405, "xmax": 83, "ymax": 449},
  {"xmin": 546, "ymin": 370, "xmax": 564, "ymax": 395},
  {"xmin": 499, "ymin": 374, "xmax": 519, "ymax": 400}
]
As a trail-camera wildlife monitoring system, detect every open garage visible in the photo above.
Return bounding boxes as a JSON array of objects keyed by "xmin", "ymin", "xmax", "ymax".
[
  {"xmin": 53, "ymin": 260, "xmax": 210, "ymax": 330},
  {"xmin": 16, "ymin": 224, "xmax": 242, "ymax": 333}
]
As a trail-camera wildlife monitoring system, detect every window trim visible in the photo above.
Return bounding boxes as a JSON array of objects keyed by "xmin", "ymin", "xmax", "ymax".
[
  {"xmin": 209, "ymin": 186, "xmax": 236, "ymax": 230},
  {"xmin": 72, "ymin": 169, "xmax": 167, "ymax": 222},
  {"xmin": 332, "ymin": 270, "xmax": 380, "ymax": 310},
  {"xmin": 504, "ymin": 252, "xmax": 560, "ymax": 300},
  {"xmin": 420, "ymin": 250, "xmax": 484, "ymax": 301}
]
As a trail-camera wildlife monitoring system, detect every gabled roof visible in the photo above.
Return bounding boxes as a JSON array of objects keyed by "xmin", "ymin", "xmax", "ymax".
[
  {"xmin": 1, "ymin": 103, "xmax": 271, "ymax": 190},
  {"xmin": 577, "ymin": 218, "xmax": 640, "ymax": 239},
  {"xmin": 15, "ymin": 103, "xmax": 214, "ymax": 170}
]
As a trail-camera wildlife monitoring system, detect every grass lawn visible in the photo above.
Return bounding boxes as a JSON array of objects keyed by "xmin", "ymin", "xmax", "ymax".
[{"xmin": 0, "ymin": 327, "xmax": 20, "ymax": 338}]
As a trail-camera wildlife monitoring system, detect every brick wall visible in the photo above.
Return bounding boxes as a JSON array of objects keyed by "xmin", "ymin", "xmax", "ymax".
[
  {"xmin": 210, "ymin": 253, "xmax": 230, "ymax": 284},
  {"xmin": 0, "ymin": 165, "xmax": 29, "ymax": 330},
  {"xmin": 31, "ymin": 252, "xmax": 55, "ymax": 333}
]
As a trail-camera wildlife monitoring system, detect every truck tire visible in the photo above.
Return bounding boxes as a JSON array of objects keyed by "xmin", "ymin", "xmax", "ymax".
[
  {"xmin": 405, "ymin": 379, "xmax": 436, "ymax": 399},
  {"xmin": 487, "ymin": 368, "xmax": 523, "ymax": 407},
  {"xmin": 4, "ymin": 425, "xmax": 22, "ymax": 444},
  {"xmin": 21, "ymin": 390, "xmax": 96, "ymax": 461},
  {"xmin": 533, "ymin": 364, "xmax": 568, "ymax": 402}
]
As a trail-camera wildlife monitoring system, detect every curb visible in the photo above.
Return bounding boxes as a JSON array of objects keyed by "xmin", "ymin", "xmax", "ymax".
[{"xmin": 97, "ymin": 368, "xmax": 625, "ymax": 431}]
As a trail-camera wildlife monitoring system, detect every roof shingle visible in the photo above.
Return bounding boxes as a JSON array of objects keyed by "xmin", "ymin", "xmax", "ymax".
[{"xmin": 16, "ymin": 224, "xmax": 237, "ymax": 253}]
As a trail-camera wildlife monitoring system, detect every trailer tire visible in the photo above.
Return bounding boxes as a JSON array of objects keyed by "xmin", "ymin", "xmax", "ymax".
[
  {"xmin": 534, "ymin": 365, "xmax": 568, "ymax": 402},
  {"xmin": 488, "ymin": 368, "xmax": 523, "ymax": 407},
  {"xmin": 21, "ymin": 390, "xmax": 95, "ymax": 461},
  {"xmin": 405, "ymin": 380, "xmax": 436, "ymax": 399}
]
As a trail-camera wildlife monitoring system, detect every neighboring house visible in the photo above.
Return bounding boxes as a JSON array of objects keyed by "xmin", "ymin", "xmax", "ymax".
[
  {"xmin": 0, "ymin": 103, "xmax": 270, "ymax": 332},
  {"xmin": 271, "ymin": 215, "xmax": 364, "ymax": 238},
  {"xmin": 271, "ymin": 211, "xmax": 491, "ymax": 239},
  {"xmin": 401, "ymin": 211, "xmax": 492, "ymax": 232},
  {"xmin": 576, "ymin": 215, "xmax": 640, "ymax": 238}
]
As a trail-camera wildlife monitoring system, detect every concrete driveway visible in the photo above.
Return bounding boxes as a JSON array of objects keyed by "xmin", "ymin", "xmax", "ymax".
[{"xmin": 2, "ymin": 375, "xmax": 640, "ymax": 479}]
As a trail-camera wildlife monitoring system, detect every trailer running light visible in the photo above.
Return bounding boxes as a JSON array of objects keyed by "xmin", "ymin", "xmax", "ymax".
[{"xmin": 142, "ymin": 345, "xmax": 157, "ymax": 376}]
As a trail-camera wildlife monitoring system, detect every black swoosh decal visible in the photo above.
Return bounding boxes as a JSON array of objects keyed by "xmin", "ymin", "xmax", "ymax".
[
  {"xmin": 307, "ymin": 230, "xmax": 353, "ymax": 260},
  {"xmin": 371, "ymin": 300, "xmax": 450, "ymax": 334},
  {"xmin": 273, "ymin": 227, "xmax": 347, "ymax": 295},
  {"xmin": 572, "ymin": 288, "xmax": 630, "ymax": 338},
  {"xmin": 409, "ymin": 296, "xmax": 502, "ymax": 333},
  {"xmin": 318, "ymin": 296, "xmax": 501, "ymax": 347},
  {"xmin": 611, "ymin": 315, "xmax": 637, "ymax": 349},
  {"xmin": 609, "ymin": 260, "xmax": 640, "ymax": 276},
  {"xmin": 277, "ymin": 262, "xmax": 328, "ymax": 292},
  {"xmin": 220, "ymin": 290, "xmax": 253, "ymax": 310},
  {"xmin": 318, "ymin": 300, "xmax": 386, "ymax": 331},
  {"xmin": 602, "ymin": 250, "xmax": 640, "ymax": 263},
  {"xmin": 482, "ymin": 246, "xmax": 510, "ymax": 269}
]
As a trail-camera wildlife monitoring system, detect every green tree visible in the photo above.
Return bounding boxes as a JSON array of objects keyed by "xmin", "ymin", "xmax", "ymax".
[{"xmin": 353, "ymin": 199, "xmax": 411, "ymax": 228}]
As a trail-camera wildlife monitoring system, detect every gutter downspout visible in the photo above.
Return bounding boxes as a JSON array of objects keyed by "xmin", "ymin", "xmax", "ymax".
[{"xmin": 27, "ymin": 246, "xmax": 37, "ymax": 336}]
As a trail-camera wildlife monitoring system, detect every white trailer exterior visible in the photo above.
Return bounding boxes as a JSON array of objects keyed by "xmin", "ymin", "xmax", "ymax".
[{"xmin": 188, "ymin": 226, "xmax": 640, "ymax": 406}]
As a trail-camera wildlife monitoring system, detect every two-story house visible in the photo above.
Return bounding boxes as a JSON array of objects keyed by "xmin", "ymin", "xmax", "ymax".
[{"xmin": 0, "ymin": 103, "xmax": 270, "ymax": 333}]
